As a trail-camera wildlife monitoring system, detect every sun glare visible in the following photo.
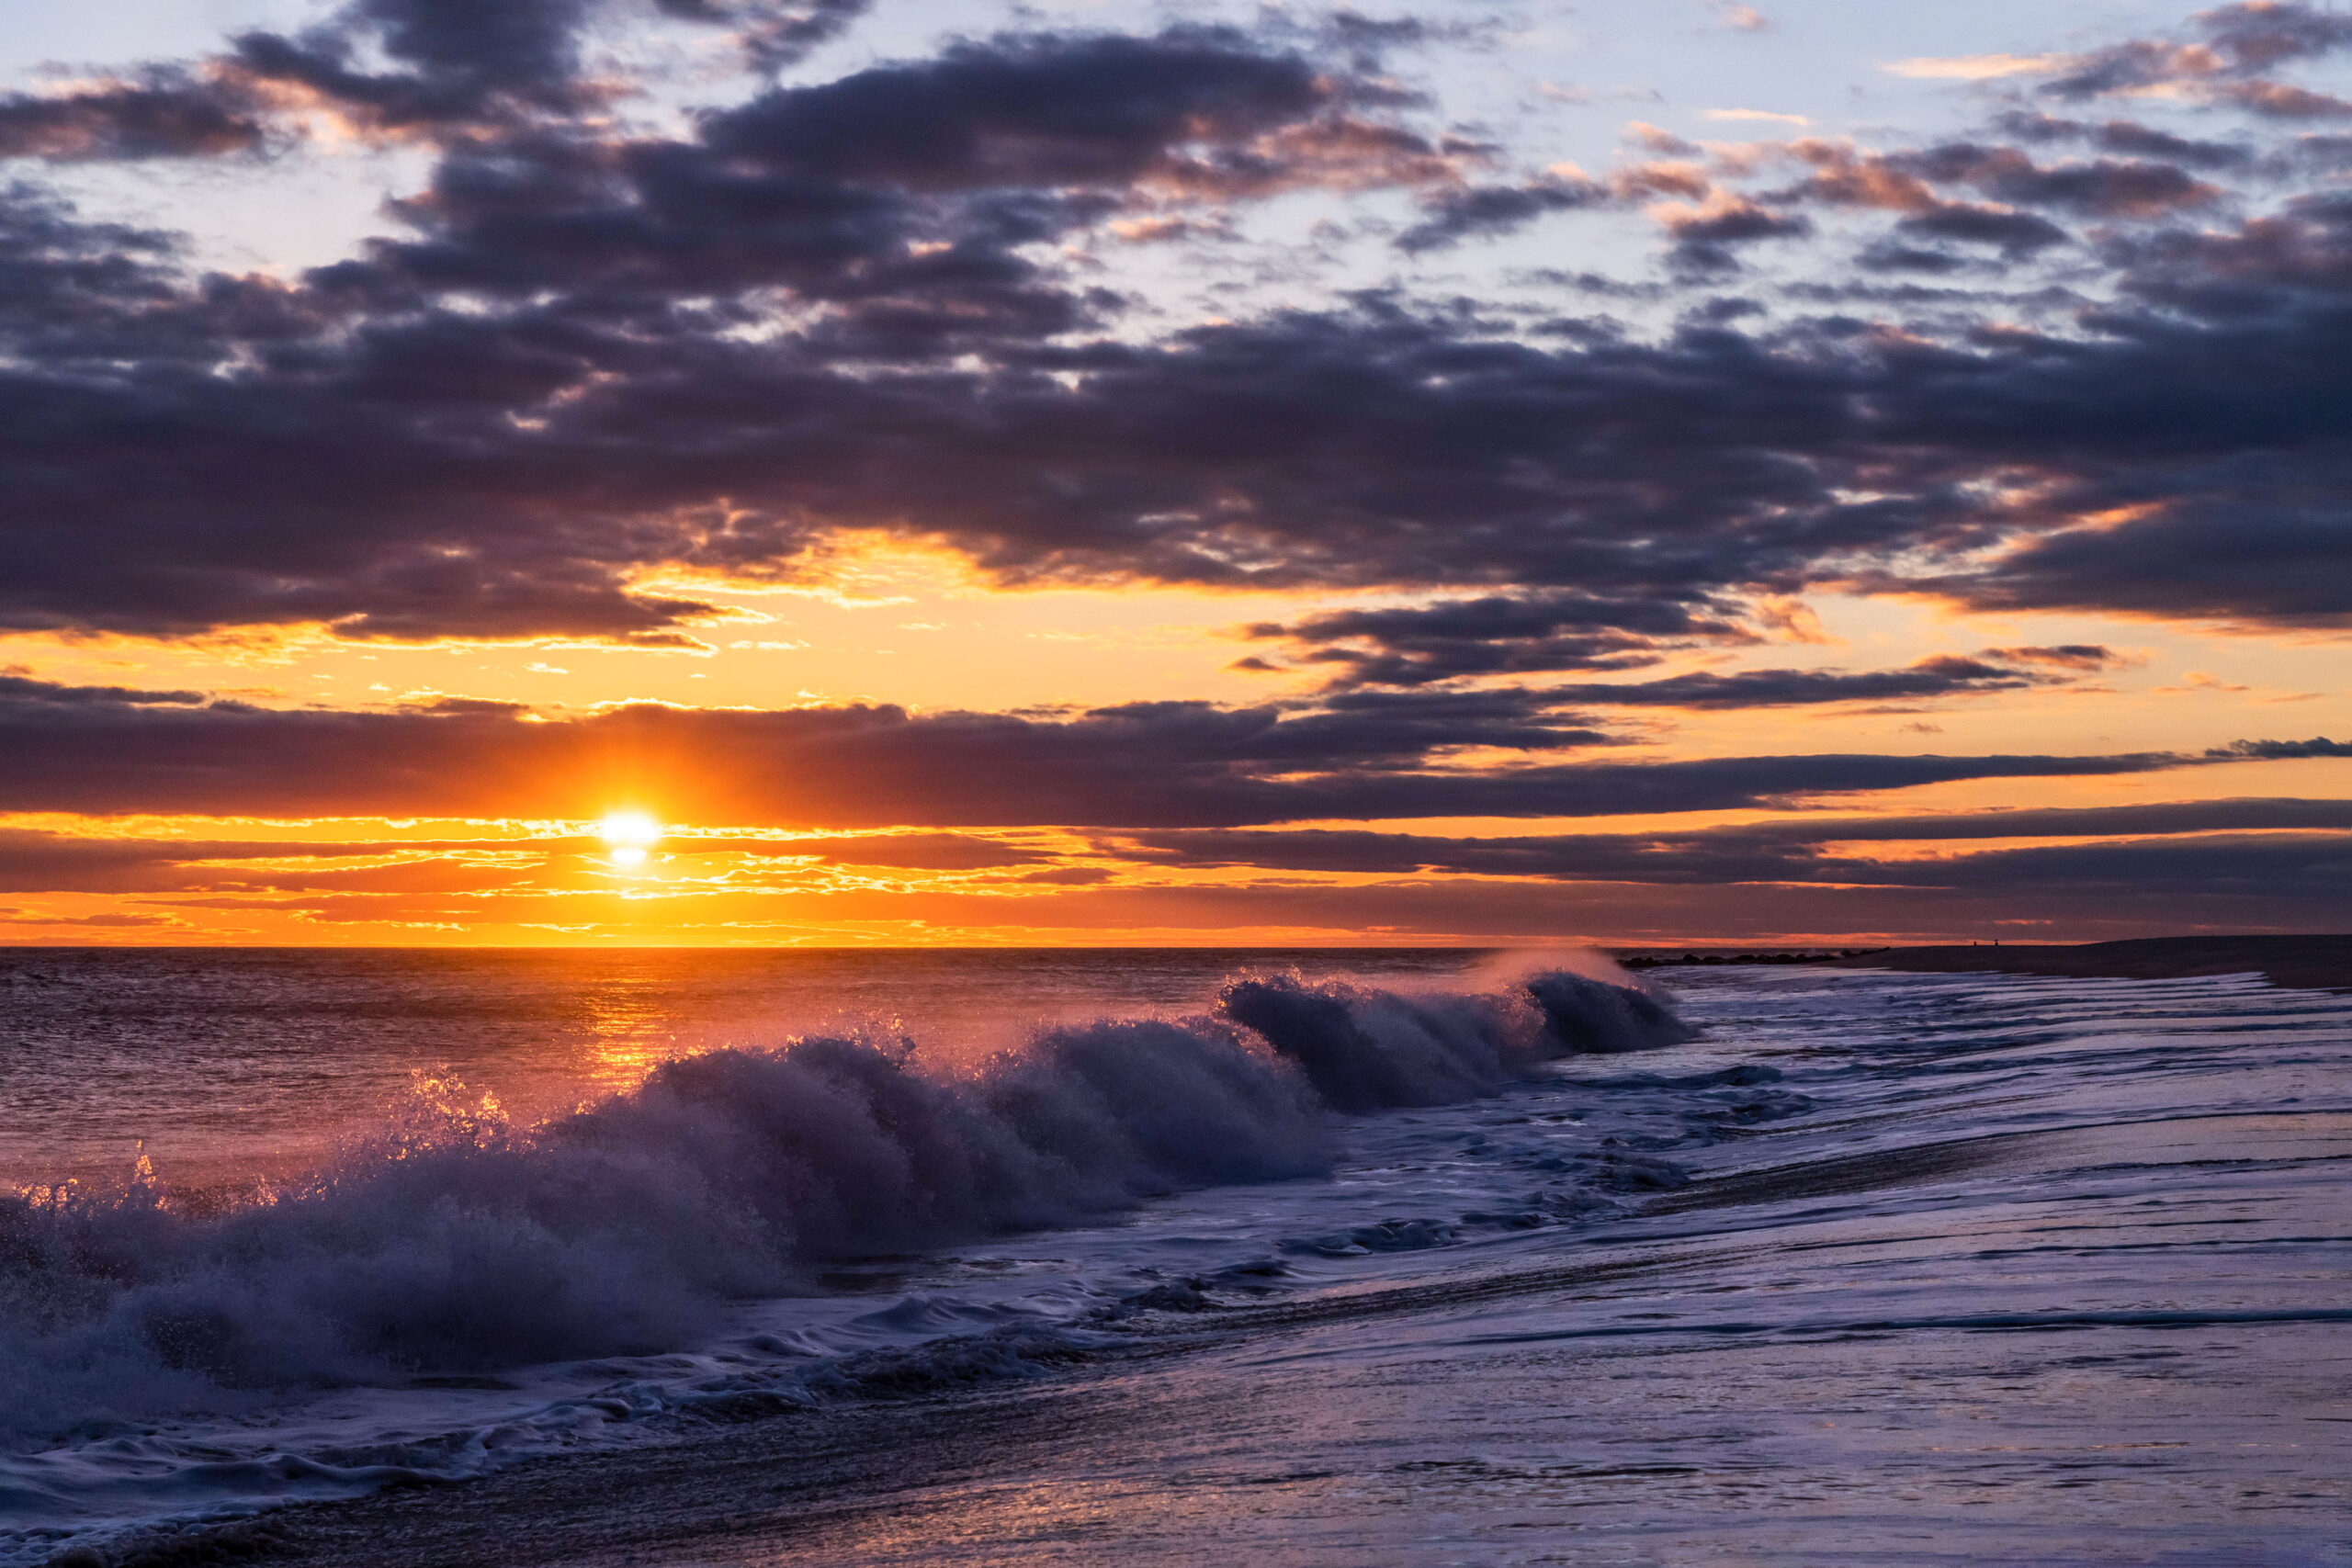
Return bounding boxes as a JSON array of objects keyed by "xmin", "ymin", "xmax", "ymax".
[{"xmin": 598, "ymin": 811, "xmax": 662, "ymax": 869}]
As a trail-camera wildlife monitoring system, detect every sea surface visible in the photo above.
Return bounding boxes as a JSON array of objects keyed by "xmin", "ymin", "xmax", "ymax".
[{"xmin": 0, "ymin": 947, "xmax": 2346, "ymax": 1565}]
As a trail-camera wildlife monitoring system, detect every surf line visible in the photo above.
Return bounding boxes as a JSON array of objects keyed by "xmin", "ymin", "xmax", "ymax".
[{"xmin": 1246, "ymin": 1304, "xmax": 2352, "ymax": 1364}]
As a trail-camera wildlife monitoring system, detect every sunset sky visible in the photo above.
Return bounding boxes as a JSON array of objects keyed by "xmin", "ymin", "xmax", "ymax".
[{"xmin": 0, "ymin": 0, "xmax": 2346, "ymax": 945}]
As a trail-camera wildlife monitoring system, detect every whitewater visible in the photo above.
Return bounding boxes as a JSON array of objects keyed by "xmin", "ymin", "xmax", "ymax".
[{"xmin": 0, "ymin": 949, "xmax": 2346, "ymax": 1565}]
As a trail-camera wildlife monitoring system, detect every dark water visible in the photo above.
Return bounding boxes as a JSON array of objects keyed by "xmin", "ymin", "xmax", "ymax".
[
  {"xmin": 0, "ymin": 947, "xmax": 1488, "ymax": 1185},
  {"xmin": 2, "ymin": 949, "xmax": 2346, "ymax": 1564}
]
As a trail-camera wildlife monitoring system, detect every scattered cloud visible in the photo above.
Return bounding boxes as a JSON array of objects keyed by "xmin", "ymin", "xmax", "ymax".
[
  {"xmin": 1885, "ymin": 54, "xmax": 2069, "ymax": 81},
  {"xmin": 2, "ymin": 0, "xmax": 2349, "ymax": 936},
  {"xmin": 0, "ymin": 674, "xmax": 2269, "ymax": 829},
  {"xmin": 1707, "ymin": 2, "xmax": 1773, "ymax": 34}
]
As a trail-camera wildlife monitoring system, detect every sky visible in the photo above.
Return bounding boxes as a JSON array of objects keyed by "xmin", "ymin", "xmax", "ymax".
[{"xmin": 0, "ymin": 0, "xmax": 2346, "ymax": 947}]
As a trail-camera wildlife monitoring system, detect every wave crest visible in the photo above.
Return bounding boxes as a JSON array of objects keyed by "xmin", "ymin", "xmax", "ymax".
[{"xmin": 0, "ymin": 967, "xmax": 1690, "ymax": 1426}]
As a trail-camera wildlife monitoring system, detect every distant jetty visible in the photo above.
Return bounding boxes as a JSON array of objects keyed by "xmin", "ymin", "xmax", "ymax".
[{"xmin": 1620, "ymin": 935, "xmax": 2352, "ymax": 993}]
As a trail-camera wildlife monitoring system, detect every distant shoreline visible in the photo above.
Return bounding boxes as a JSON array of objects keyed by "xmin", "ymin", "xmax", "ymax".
[{"xmin": 1622, "ymin": 935, "xmax": 2352, "ymax": 993}]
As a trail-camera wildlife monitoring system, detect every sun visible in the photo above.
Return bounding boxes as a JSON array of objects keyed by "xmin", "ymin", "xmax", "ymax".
[{"xmin": 597, "ymin": 811, "xmax": 662, "ymax": 868}]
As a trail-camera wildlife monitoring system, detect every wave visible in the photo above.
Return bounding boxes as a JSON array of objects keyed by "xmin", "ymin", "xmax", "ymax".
[
  {"xmin": 1224, "ymin": 968, "xmax": 1696, "ymax": 1111},
  {"xmin": 0, "ymin": 967, "xmax": 1688, "ymax": 1433}
]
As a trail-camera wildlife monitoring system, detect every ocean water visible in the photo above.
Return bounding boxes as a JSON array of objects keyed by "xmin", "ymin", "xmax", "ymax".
[{"xmin": 0, "ymin": 948, "xmax": 2346, "ymax": 1565}]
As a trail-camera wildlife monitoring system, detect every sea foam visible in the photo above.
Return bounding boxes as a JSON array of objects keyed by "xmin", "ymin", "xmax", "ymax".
[{"xmin": 0, "ymin": 968, "xmax": 1683, "ymax": 1434}]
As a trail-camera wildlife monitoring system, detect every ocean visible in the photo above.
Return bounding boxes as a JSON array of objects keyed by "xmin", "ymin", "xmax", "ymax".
[{"xmin": 0, "ymin": 948, "xmax": 2346, "ymax": 1565}]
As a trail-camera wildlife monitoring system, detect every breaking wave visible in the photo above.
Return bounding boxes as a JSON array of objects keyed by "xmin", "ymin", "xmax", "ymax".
[{"xmin": 0, "ymin": 968, "xmax": 1684, "ymax": 1434}]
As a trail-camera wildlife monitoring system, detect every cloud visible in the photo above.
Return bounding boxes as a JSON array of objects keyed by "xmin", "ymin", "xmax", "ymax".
[
  {"xmin": 0, "ymin": 24, "xmax": 1475, "ymax": 641},
  {"xmin": 1125, "ymin": 797, "xmax": 2352, "ymax": 888},
  {"xmin": 659, "ymin": 0, "xmax": 876, "ymax": 73},
  {"xmin": 1397, "ymin": 171, "xmax": 1602, "ymax": 251},
  {"xmin": 1885, "ymin": 54, "xmax": 2069, "ymax": 81},
  {"xmin": 1985, "ymin": 644, "xmax": 2129, "ymax": 671},
  {"xmin": 1072, "ymin": 827, "xmax": 2352, "ymax": 938},
  {"xmin": 9, "ymin": 186, "xmax": 2352, "ymax": 642},
  {"xmin": 0, "ymin": 672, "xmax": 208, "ymax": 707},
  {"xmin": 1905, "ymin": 493, "xmax": 2352, "ymax": 631},
  {"xmin": 0, "ymin": 676, "xmax": 2259, "ymax": 828},
  {"xmin": 2206, "ymin": 736, "xmax": 2352, "ymax": 761},
  {"xmin": 1995, "ymin": 111, "xmax": 2254, "ymax": 170},
  {"xmin": 215, "ymin": 0, "xmax": 623, "ymax": 141},
  {"xmin": 2021, "ymin": 3, "xmax": 2352, "ymax": 123},
  {"xmin": 2041, "ymin": 4, "xmax": 2352, "ymax": 100},
  {"xmin": 1253, "ymin": 604, "xmax": 2123, "ymax": 702},
  {"xmin": 0, "ymin": 1, "xmax": 2350, "ymax": 659},
  {"xmin": 1776, "ymin": 137, "xmax": 2218, "ymax": 232},
  {"xmin": 14, "ymin": 795, "xmax": 2349, "ymax": 939},
  {"xmin": 0, "ymin": 828, "xmax": 518, "ymax": 893},
  {"xmin": 1535, "ymin": 649, "xmax": 2118, "ymax": 709},
  {"xmin": 0, "ymin": 71, "xmax": 274, "ymax": 161},
  {"xmin": 692, "ymin": 28, "xmax": 1453, "ymax": 199},
  {"xmin": 2, "ymin": 1, "xmax": 2346, "ymax": 939},
  {"xmin": 1250, "ymin": 591, "xmax": 1745, "ymax": 686},
  {"xmin": 1661, "ymin": 197, "xmax": 1807, "ymax": 243},
  {"xmin": 1896, "ymin": 143, "xmax": 2221, "ymax": 216},
  {"xmin": 721, "ymin": 832, "xmax": 1053, "ymax": 869},
  {"xmin": 0, "ymin": 909, "xmax": 185, "ymax": 928}
]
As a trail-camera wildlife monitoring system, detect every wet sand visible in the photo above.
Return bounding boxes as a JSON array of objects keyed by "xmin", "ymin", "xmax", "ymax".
[{"xmin": 1824, "ymin": 933, "xmax": 2352, "ymax": 992}]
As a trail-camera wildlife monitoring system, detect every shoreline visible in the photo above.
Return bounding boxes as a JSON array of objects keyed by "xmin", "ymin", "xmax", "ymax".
[{"xmin": 1815, "ymin": 934, "xmax": 2352, "ymax": 992}]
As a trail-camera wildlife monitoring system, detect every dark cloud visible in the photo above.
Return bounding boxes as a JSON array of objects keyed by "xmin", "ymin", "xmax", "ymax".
[
  {"xmin": 0, "ymin": 677, "xmax": 2252, "ymax": 828},
  {"xmin": 1250, "ymin": 604, "xmax": 2123, "ymax": 702},
  {"xmin": 9, "ymin": 221, "xmax": 2349, "ymax": 637},
  {"xmin": 1756, "ymin": 795, "xmax": 2352, "ymax": 841},
  {"xmin": 0, "ymin": 2, "xmax": 2348, "ymax": 654},
  {"xmin": 2043, "ymin": 2, "xmax": 2352, "ymax": 102},
  {"xmin": 801, "ymin": 861, "xmax": 2347, "ymax": 942},
  {"xmin": 1779, "ymin": 137, "xmax": 2213, "ymax": 240},
  {"xmin": 694, "ymin": 28, "xmax": 1450, "ymax": 197},
  {"xmin": 1994, "ymin": 112, "xmax": 2255, "ymax": 171},
  {"xmin": 2206, "ymin": 736, "xmax": 2352, "ymax": 761},
  {"xmin": 1657, "ymin": 197, "xmax": 1810, "ymax": 273},
  {"xmin": 0, "ymin": 22, "xmax": 1468, "ymax": 640},
  {"xmin": 1894, "ymin": 202, "xmax": 2070, "ymax": 257},
  {"xmin": 1890, "ymin": 145, "xmax": 2221, "ymax": 218},
  {"xmin": 1665, "ymin": 198, "xmax": 1810, "ymax": 244},
  {"xmin": 0, "ymin": 672, "xmax": 206, "ymax": 707},
  {"xmin": 0, "ymin": 73, "xmax": 272, "ymax": 161},
  {"xmin": 651, "ymin": 0, "xmax": 874, "ymax": 73},
  {"xmin": 1125, "ymin": 797, "xmax": 2352, "ymax": 887},
  {"xmin": 1396, "ymin": 173, "xmax": 1602, "ymax": 252},
  {"xmin": 0, "ymin": 0, "xmax": 876, "ymax": 160},
  {"xmin": 2216, "ymin": 80, "xmax": 2352, "ymax": 118},
  {"xmin": 1910, "ymin": 497, "xmax": 2352, "ymax": 630},
  {"xmin": 0, "ymin": 829, "xmax": 526, "ymax": 893},
  {"xmin": 1534, "ymin": 649, "xmax": 2109, "ymax": 709},
  {"xmin": 218, "ymin": 0, "xmax": 616, "ymax": 139},
  {"xmin": 1984, "ymin": 644, "xmax": 2120, "ymax": 670},
  {"xmin": 1087, "ymin": 829, "xmax": 2352, "ymax": 936},
  {"xmin": 15, "ymin": 820, "xmax": 2344, "ymax": 937},
  {"xmin": 1248, "ymin": 592, "xmax": 1744, "ymax": 686},
  {"xmin": 0, "ymin": 2, "xmax": 2341, "ymax": 941}
]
